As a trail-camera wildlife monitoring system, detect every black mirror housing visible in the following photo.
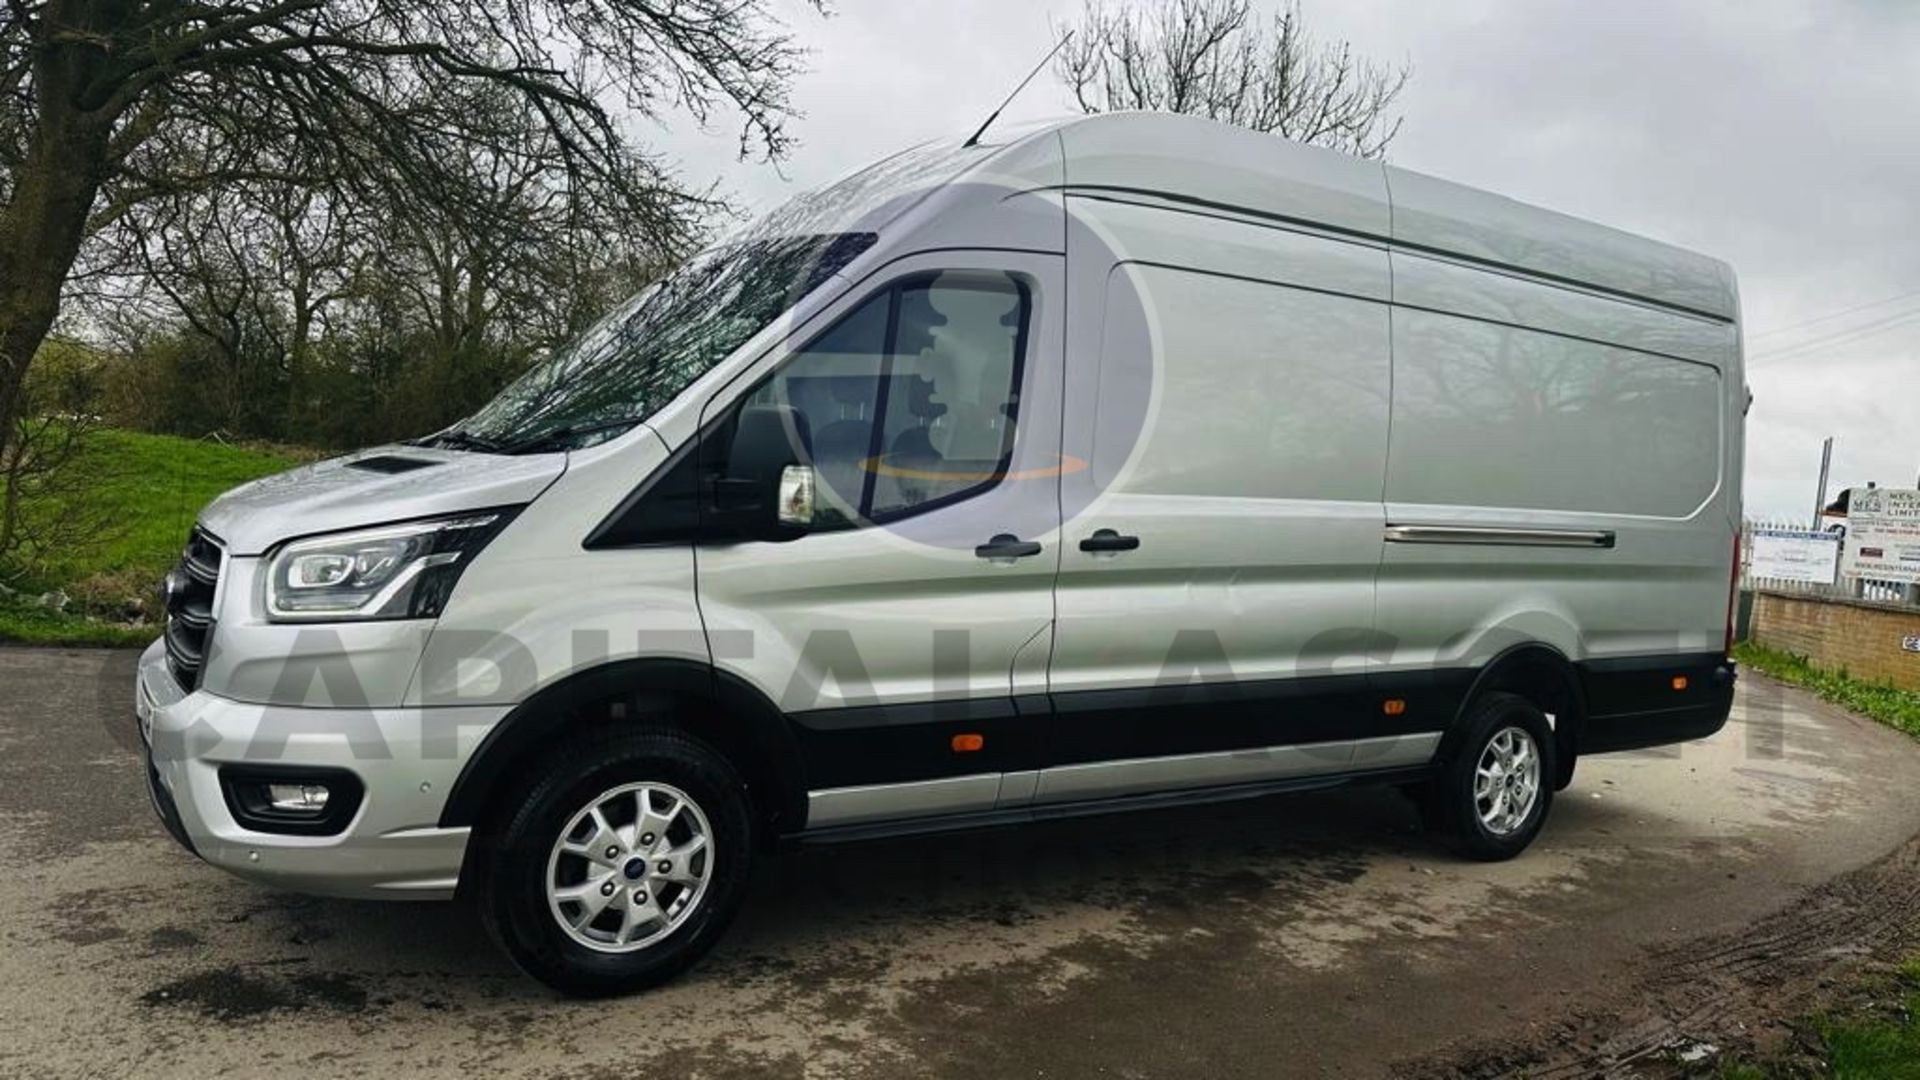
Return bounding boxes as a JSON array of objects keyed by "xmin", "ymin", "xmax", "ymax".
[{"xmin": 710, "ymin": 404, "xmax": 812, "ymax": 542}]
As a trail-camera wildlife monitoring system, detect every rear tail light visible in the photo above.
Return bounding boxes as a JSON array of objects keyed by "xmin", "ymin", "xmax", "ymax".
[{"xmin": 1724, "ymin": 528, "xmax": 1742, "ymax": 655}]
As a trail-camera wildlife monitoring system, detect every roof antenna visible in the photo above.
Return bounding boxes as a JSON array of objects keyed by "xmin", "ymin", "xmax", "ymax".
[{"xmin": 964, "ymin": 31, "xmax": 1074, "ymax": 149}]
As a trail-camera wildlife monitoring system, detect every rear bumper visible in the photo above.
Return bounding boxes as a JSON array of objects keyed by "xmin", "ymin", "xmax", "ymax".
[
  {"xmin": 1580, "ymin": 657, "xmax": 1737, "ymax": 754},
  {"xmin": 134, "ymin": 639, "xmax": 511, "ymax": 900}
]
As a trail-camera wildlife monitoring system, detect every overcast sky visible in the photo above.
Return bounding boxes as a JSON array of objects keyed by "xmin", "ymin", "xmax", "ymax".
[{"xmin": 652, "ymin": 0, "xmax": 1920, "ymax": 522}]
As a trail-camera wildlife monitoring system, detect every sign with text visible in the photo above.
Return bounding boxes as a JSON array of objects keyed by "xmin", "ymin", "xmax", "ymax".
[
  {"xmin": 1843, "ymin": 487, "xmax": 1920, "ymax": 585},
  {"xmin": 1750, "ymin": 528, "xmax": 1842, "ymax": 584}
]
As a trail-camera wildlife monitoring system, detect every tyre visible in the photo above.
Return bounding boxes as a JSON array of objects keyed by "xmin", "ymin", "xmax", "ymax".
[
  {"xmin": 474, "ymin": 726, "xmax": 754, "ymax": 996},
  {"xmin": 1424, "ymin": 692, "xmax": 1556, "ymax": 861}
]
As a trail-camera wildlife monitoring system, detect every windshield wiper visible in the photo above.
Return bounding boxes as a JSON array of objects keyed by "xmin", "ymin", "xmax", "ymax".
[
  {"xmin": 501, "ymin": 418, "xmax": 645, "ymax": 456},
  {"xmin": 419, "ymin": 429, "xmax": 503, "ymax": 453}
]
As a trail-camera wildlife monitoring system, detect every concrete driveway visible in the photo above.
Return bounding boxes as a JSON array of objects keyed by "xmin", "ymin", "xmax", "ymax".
[{"xmin": 3, "ymin": 646, "xmax": 1919, "ymax": 1079}]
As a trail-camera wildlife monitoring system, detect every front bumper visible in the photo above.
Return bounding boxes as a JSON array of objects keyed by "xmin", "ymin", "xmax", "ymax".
[{"xmin": 135, "ymin": 639, "xmax": 511, "ymax": 900}]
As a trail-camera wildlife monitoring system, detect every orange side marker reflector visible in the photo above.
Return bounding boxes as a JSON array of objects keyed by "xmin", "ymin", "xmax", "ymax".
[
  {"xmin": 952, "ymin": 733, "xmax": 985, "ymax": 753},
  {"xmin": 1671, "ymin": 676, "xmax": 1689, "ymax": 691},
  {"xmin": 1382, "ymin": 699, "xmax": 1407, "ymax": 716}
]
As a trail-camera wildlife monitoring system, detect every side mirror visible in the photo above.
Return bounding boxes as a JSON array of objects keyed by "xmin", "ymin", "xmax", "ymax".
[{"xmin": 713, "ymin": 404, "xmax": 812, "ymax": 541}]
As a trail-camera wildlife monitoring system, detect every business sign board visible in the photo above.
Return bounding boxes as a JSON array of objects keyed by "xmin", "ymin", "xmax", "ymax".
[
  {"xmin": 1842, "ymin": 487, "xmax": 1920, "ymax": 585},
  {"xmin": 1749, "ymin": 528, "xmax": 1842, "ymax": 584}
]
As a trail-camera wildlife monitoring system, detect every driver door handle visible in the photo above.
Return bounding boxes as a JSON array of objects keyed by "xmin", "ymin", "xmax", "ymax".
[
  {"xmin": 1079, "ymin": 528, "xmax": 1140, "ymax": 553},
  {"xmin": 975, "ymin": 533, "xmax": 1043, "ymax": 560}
]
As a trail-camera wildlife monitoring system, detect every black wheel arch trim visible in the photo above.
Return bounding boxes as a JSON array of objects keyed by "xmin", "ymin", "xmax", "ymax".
[
  {"xmin": 437, "ymin": 658, "xmax": 808, "ymax": 833},
  {"xmin": 1437, "ymin": 642, "xmax": 1587, "ymax": 773}
]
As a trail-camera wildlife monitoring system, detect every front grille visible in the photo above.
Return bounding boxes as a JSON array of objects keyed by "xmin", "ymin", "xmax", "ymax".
[{"xmin": 163, "ymin": 527, "xmax": 223, "ymax": 690}]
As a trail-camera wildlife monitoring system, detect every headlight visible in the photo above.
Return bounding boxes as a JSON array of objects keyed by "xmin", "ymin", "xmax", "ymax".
[{"xmin": 264, "ymin": 511, "xmax": 516, "ymax": 622}]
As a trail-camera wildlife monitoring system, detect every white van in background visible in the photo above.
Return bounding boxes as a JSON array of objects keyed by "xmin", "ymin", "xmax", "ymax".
[{"xmin": 136, "ymin": 112, "xmax": 1744, "ymax": 995}]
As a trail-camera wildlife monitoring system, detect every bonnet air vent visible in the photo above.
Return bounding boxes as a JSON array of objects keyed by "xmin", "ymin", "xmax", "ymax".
[{"xmin": 347, "ymin": 455, "xmax": 440, "ymax": 475}]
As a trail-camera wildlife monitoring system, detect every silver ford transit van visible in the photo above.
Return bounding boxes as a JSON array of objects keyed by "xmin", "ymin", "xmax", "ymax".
[{"xmin": 136, "ymin": 112, "xmax": 1744, "ymax": 995}]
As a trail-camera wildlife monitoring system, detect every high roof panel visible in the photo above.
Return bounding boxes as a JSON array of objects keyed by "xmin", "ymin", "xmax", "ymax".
[
  {"xmin": 1384, "ymin": 165, "xmax": 1735, "ymax": 322},
  {"xmin": 1008, "ymin": 112, "xmax": 1735, "ymax": 323},
  {"xmin": 1046, "ymin": 111, "xmax": 1390, "ymax": 239}
]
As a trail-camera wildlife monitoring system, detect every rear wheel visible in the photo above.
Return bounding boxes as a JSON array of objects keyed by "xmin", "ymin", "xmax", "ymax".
[
  {"xmin": 1424, "ymin": 692, "xmax": 1556, "ymax": 861},
  {"xmin": 475, "ymin": 727, "xmax": 753, "ymax": 996}
]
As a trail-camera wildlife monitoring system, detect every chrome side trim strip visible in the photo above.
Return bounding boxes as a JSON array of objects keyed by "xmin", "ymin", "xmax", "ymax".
[
  {"xmin": 1348, "ymin": 732, "xmax": 1445, "ymax": 771},
  {"xmin": 803, "ymin": 735, "xmax": 1445, "ymax": 830},
  {"xmin": 806, "ymin": 773, "xmax": 1003, "ymax": 829},
  {"xmin": 1031, "ymin": 733, "xmax": 1438, "ymax": 805},
  {"xmin": 1384, "ymin": 524, "xmax": 1617, "ymax": 549},
  {"xmin": 995, "ymin": 770, "xmax": 1039, "ymax": 808},
  {"xmin": 1034, "ymin": 742, "xmax": 1354, "ymax": 805}
]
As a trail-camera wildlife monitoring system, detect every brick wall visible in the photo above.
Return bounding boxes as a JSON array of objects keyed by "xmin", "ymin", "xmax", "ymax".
[{"xmin": 1749, "ymin": 590, "xmax": 1920, "ymax": 691}]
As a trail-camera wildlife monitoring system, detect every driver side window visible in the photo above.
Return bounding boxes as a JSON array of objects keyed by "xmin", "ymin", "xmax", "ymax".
[{"xmin": 742, "ymin": 270, "xmax": 1029, "ymax": 529}]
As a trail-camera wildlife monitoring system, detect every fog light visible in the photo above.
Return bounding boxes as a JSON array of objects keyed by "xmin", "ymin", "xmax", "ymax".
[
  {"xmin": 220, "ymin": 766, "xmax": 364, "ymax": 836},
  {"xmin": 266, "ymin": 783, "xmax": 331, "ymax": 813}
]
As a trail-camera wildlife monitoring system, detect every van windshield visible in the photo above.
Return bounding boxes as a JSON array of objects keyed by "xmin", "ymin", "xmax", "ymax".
[{"xmin": 439, "ymin": 230, "xmax": 877, "ymax": 453}]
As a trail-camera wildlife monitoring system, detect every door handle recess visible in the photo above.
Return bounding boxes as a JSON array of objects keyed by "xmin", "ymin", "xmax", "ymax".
[
  {"xmin": 1078, "ymin": 529, "xmax": 1140, "ymax": 553},
  {"xmin": 975, "ymin": 533, "xmax": 1043, "ymax": 560}
]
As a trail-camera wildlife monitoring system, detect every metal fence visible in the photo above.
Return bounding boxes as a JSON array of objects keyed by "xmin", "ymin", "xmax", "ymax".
[{"xmin": 1741, "ymin": 519, "xmax": 1919, "ymax": 607}]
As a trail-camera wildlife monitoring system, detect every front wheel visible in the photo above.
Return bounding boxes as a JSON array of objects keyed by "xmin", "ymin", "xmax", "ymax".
[
  {"xmin": 475, "ymin": 727, "xmax": 754, "ymax": 996},
  {"xmin": 1424, "ymin": 692, "xmax": 1556, "ymax": 861}
]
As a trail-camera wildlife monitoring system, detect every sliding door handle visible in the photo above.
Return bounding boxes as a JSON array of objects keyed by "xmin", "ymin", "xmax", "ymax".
[
  {"xmin": 975, "ymin": 533, "xmax": 1043, "ymax": 560},
  {"xmin": 1078, "ymin": 529, "xmax": 1140, "ymax": 553}
]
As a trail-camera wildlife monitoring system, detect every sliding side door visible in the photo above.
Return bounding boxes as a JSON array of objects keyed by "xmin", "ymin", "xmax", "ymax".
[{"xmin": 1040, "ymin": 199, "xmax": 1404, "ymax": 804}]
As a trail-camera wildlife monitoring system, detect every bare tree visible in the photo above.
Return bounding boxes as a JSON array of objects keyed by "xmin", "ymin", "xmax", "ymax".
[
  {"xmin": 1055, "ymin": 0, "xmax": 1409, "ymax": 158},
  {"xmin": 0, "ymin": 0, "xmax": 823, "ymax": 473},
  {"xmin": 91, "ymin": 74, "xmax": 678, "ymax": 443}
]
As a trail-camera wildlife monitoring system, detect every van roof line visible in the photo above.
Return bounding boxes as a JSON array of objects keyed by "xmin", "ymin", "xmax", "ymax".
[{"xmin": 975, "ymin": 112, "xmax": 1736, "ymax": 324}]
